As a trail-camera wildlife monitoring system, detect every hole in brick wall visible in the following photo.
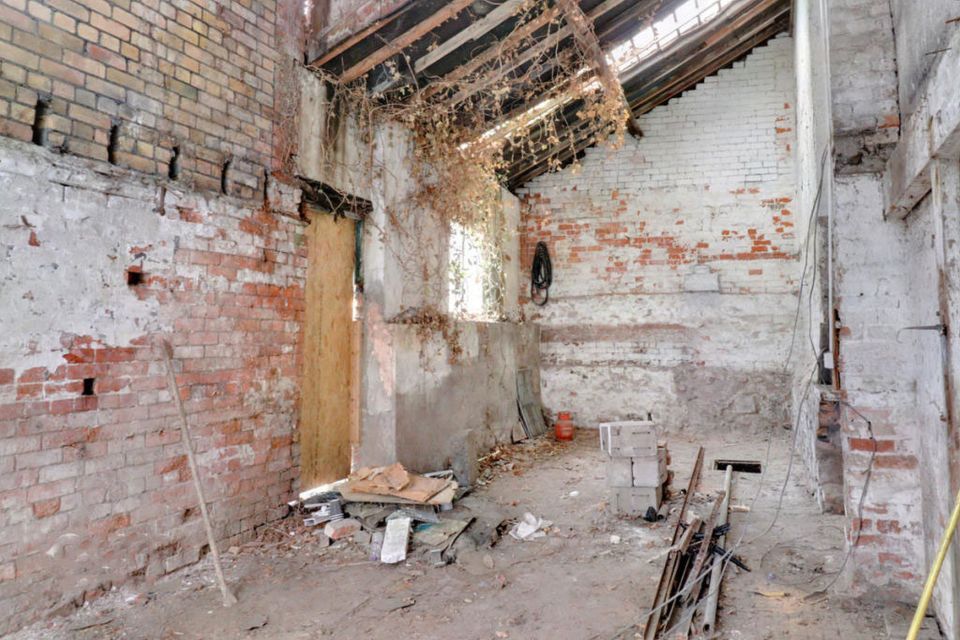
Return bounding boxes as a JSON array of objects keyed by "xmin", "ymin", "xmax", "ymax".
[
  {"xmin": 126, "ymin": 267, "xmax": 144, "ymax": 287},
  {"xmin": 713, "ymin": 459, "xmax": 762, "ymax": 474},
  {"xmin": 181, "ymin": 507, "xmax": 196, "ymax": 522},
  {"xmin": 107, "ymin": 122, "xmax": 120, "ymax": 165},
  {"xmin": 220, "ymin": 159, "xmax": 231, "ymax": 195},
  {"xmin": 262, "ymin": 167, "xmax": 269, "ymax": 202},
  {"xmin": 81, "ymin": 378, "xmax": 95, "ymax": 396},
  {"xmin": 168, "ymin": 146, "xmax": 181, "ymax": 181},
  {"xmin": 32, "ymin": 97, "xmax": 51, "ymax": 147}
]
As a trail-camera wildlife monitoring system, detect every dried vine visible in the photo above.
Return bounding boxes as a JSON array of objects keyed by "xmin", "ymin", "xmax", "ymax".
[{"xmin": 309, "ymin": 0, "xmax": 634, "ymax": 359}]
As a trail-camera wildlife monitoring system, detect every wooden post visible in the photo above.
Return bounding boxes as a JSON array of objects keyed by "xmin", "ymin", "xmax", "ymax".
[{"xmin": 158, "ymin": 339, "xmax": 238, "ymax": 607}]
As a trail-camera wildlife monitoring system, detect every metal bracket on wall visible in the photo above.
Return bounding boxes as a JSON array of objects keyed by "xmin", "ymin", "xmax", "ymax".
[{"xmin": 897, "ymin": 324, "xmax": 948, "ymax": 341}]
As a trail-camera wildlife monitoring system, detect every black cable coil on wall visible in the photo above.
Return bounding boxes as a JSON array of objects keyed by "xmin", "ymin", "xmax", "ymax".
[{"xmin": 530, "ymin": 241, "xmax": 552, "ymax": 306}]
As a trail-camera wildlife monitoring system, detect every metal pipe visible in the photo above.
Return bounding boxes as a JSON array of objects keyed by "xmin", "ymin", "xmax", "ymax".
[
  {"xmin": 906, "ymin": 484, "xmax": 960, "ymax": 640},
  {"xmin": 702, "ymin": 465, "xmax": 733, "ymax": 635}
]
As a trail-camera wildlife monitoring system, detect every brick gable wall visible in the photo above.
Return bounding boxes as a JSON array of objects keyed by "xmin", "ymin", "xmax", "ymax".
[{"xmin": 517, "ymin": 35, "xmax": 799, "ymax": 435}]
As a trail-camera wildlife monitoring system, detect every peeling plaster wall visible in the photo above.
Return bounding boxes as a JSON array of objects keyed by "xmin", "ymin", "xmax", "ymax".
[
  {"xmin": 395, "ymin": 322, "xmax": 540, "ymax": 474},
  {"xmin": 517, "ymin": 35, "xmax": 798, "ymax": 433},
  {"xmin": 0, "ymin": 139, "xmax": 304, "ymax": 634},
  {"xmin": 792, "ymin": 0, "xmax": 833, "ymax": 511}
]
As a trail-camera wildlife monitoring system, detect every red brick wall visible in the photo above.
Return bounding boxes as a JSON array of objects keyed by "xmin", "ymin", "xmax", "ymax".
[
  {"xmin": 0, "ymin": 0, "xmax": 296, "ymax": 197},
  {"xmin": 0, "ymin": 139, "xmax": 306, "ymax": 633},
  {"xmin": 0, "ymin": 0, "xmax": 309, "ymax": 631}
]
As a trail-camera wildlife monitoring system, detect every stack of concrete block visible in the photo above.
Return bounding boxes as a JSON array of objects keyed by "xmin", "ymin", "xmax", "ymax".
[{"xmin": 600, "ymin": 421, "xmax": 668, "ymax": 516}]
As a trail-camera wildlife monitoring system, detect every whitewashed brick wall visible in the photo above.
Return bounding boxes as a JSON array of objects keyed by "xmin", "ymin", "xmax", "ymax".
[{"xmin": 518, "ymin": 34, "xmax": 799, "ymax": 432}]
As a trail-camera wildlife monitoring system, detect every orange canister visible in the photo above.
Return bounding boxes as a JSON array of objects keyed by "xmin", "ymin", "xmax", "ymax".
[{"xmin": 554, "ymin": 412, "xmax": 575, "ymax": 441}]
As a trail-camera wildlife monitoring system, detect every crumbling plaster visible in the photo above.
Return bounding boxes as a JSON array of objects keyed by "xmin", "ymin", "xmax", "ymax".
[{"xmin": 0, "ymin": 137, "xmax": 304, "ymax": 634}]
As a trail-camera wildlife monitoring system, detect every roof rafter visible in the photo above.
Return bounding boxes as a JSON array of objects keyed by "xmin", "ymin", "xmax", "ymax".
[{"xmin": 336, "ymin": 0, "xmax": 475, "ymax": 83}]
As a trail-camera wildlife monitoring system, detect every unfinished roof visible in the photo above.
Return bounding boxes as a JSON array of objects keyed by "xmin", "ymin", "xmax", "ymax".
[{"xmin": 309, "ymin": 0, "xmax": 792, "ymax": 190}]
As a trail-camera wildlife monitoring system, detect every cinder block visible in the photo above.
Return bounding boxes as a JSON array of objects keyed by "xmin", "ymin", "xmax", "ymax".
[
  {"xmin": 606, "ymin": 457, "xmax": 633, "ymax": 487},
  {"xmin": 612, "ymin": 485, "xmax": 662, "ymax": 516},
  {"xmin": 631, "ymin": 447, "xmax": 668, "ymax": 487},
  {"xmin": 599, "ymin": 421, "xmax": 657, "ymax": 457}
]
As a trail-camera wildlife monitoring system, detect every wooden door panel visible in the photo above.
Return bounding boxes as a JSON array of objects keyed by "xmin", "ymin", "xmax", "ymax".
[{"xmin": 301, "ymin": 214, "xmax": 355, "ymax": 488}]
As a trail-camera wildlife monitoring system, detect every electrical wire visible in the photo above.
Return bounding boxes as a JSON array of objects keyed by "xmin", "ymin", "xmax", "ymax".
[
  {"xmin": 530, "ymin": 241, "xmax": 552, "ymax": 306},
  {"xmin": 810, "ymin": 401, "xmax": 876, "ymax": 596}
]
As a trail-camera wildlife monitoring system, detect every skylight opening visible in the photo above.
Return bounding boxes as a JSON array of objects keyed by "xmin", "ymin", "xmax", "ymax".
[
  {"xmin": 468, "ymin": 0, "xmax": 739, "ymax": 151},
  {"xmin": 610, "ymin": 0, "xmax": 737, "ymax": 74}
]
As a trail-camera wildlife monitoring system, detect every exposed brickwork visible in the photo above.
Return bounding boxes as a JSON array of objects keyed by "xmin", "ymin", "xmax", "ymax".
[
  {"xmin": 516, "ymin": 35, "xmax": 798, "ymax": 431},
  {"xmin": 0, "ymin": 137, "xmax": 305, "ymax": 633},
  {"xmin": 0, "ymin": 0, "xmax": 293, "ymax": 198},
  {"xmin": 828, "ymin": 0, "xmax": 900, "ymax": 169},
  {"xmin": 832, "ymin": 172, "xmax": 930, "ymax": 599}
]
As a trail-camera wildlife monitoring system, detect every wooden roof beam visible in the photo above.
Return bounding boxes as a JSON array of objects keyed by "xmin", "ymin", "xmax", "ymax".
[
  {"xmin": 414, "ymin": 0, "xmax": 530, "ymax": 74},
  {"xmin": 337, "ymin": 0, "xmax": 476, "ymax": 83}
]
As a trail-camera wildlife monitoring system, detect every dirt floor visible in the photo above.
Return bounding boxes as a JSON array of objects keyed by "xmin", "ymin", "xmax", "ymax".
[{"xmin": 7, "ymin": 429, "xmax": 944, "ymax": 640}]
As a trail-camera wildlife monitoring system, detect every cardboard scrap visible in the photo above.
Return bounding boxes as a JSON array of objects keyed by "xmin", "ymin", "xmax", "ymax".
[{"xmin": 343, "ymin": 463, "xmax": 458, "ymax": 505}]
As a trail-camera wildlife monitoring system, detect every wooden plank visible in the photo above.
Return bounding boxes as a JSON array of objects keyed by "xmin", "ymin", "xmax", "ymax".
[
  {"xmin": 300, "ymin": 213, "xmax": 356, "ymax": 489},
  {"xmin": 640, "ymin": 448, "xmax": 704, "ymax": 640},
  {"xmin": 645, "ymin": 515, "xmax": 701, "ymax": 640},
  {"xmin": 432, "ymin": 0, "xmax": 631, "ymax": 105},
  {"xmin": 414, "ymin": 0, "xmax": 528, "ymax": 74},
  {"xmin": 681, "ymin": 491, "xmax": 726, "ymax": 605},
  {"xmin": 338, "ymin": 0, "xmax": 476, "ymax": 82},
  {"xmin": 420, "ymin": 5, "xmax": 563, "ymax": 100},
  {"xmin": 673, "ymin": 447, "xmax": 705, "ymax": 544},
  {"xmin": 310, "ymin": 4, "xmax": 414, "ymax": 68}
]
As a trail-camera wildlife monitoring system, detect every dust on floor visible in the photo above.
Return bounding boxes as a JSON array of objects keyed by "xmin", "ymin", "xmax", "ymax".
[{"xmin": 6, "ymin": 430, "xmax": 942, "ymax": 640}]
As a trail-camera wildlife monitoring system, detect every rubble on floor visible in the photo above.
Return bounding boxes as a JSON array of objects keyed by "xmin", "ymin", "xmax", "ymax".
[{"xmin": 7, "ymin": 431, "xmax": 945, "ymax": 640}]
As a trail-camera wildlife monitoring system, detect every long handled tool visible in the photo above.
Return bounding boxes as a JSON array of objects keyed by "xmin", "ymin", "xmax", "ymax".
[
  {"xmin": 906, "ymin": 485, "xmax": 960, "ymax": 639},
  {"xmin": 159, "ymin": 339, "xmax": 238, "ymax": 607}
]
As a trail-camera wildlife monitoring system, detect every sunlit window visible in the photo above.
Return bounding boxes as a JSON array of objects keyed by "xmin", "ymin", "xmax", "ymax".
[{"xmin": 449, "ymin": 222, "xmax": 492, "ymax": 320}]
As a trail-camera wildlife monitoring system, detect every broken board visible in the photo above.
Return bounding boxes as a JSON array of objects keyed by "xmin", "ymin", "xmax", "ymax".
[{"xmin": 517, "ymin": 368, "xmax": 547, "ymax": 437}]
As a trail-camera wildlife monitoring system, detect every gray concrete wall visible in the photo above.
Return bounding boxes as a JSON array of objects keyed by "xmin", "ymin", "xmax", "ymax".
[
  {"xmin": 395, "ymin": 322, "xmax": 540, "ymax": 473},
  {"xmin": 890, "ymin": 0, "xmax": 957, "ymax": 116}
]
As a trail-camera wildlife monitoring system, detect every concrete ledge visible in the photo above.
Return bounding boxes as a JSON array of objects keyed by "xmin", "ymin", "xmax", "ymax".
[{"xmin": 883, "ymin": 24, "xmax": 960, "ymax": 219}]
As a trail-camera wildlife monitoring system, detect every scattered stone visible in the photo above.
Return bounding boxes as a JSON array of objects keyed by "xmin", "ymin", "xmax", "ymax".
[
  {"xmin": 353, "ymin": 530, "xmax": 372, "ymax": 545},
  {"xmin": 324, "ymin": 518, "xmax": 361, "ymax": 541}
]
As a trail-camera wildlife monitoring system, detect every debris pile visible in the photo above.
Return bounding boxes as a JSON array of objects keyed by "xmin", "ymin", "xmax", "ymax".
[
  {"xmin": 643, "ymin": 451, "xmax": 748, "ymax": 639},
  {"xmin": 292, "ymin": 462, "xmax": 521, "ymax": 568}
]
